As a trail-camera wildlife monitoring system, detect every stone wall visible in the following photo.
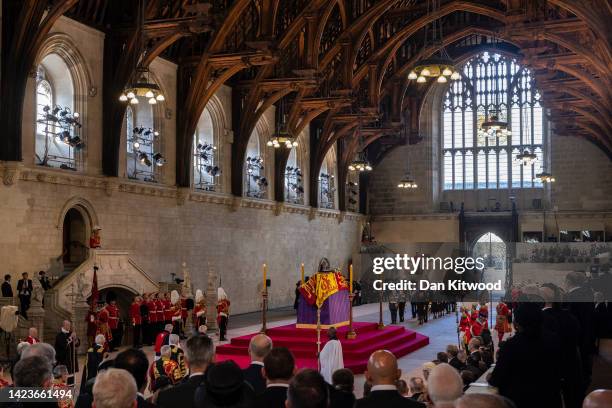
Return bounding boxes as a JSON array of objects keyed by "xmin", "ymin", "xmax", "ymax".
[{"xmin": 0, "ymin": 169, "xmax": 362, "ymax": 314}]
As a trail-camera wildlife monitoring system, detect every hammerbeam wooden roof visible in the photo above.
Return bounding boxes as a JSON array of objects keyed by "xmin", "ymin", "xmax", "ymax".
[{"xmin": 1, "ymin": 0, "xmax": 610, "ymax": 210}]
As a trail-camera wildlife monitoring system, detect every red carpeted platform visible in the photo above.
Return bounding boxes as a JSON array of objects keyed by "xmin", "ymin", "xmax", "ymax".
[{"xmin": 215, "ymin": 322, "xmax": 429, "ymax": 374}]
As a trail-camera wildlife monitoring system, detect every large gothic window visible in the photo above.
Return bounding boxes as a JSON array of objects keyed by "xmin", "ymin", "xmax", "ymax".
[
  {"xmin": 126, "ymin": 95, "xmax": 164, "ymax": 183},
  {"xmin": 193, "ymin": 107, "xmax": 220, "ymax": 191},
  {"xmin": 442, "ymin": 52, "xmax": 545, "ymax": 191}
]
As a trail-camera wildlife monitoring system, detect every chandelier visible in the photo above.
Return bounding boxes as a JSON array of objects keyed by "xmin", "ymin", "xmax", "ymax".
[
  {"xmin": 348, "ymin": 151, "xmax": 372, "ymax": 172},
  {"xmin": 119, "ymin": 67, "xmax": 165, "ymax": 105},
  {"xmin": 398, "ymin": 173, "xmax": 418, "ymax": 189},
  {"xmin": 408, "ymin": 0, "xmax": 459, "ymax": 83},
  {"xmin": 534, "ymin": 171, "xmax": 555, "ymax": 183},
  {"xmin": 479, "ymin": 113, "xmax": 511, "ymax": 139},
  {"xmin": 119, "ymin": 0, "xmax": 165, "ymax": 105},
  {"xmin": 515, "ymin": 149, "xmax": 537, "ymax": 166},
  {"xmin": 267, "ymin": 96, "xmax": 297, "ymax": 149}
]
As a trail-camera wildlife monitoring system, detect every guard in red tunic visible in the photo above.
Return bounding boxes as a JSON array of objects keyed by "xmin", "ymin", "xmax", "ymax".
[
  {"xmin": 89, "ymin": 226, "xmax": 102, "ymax": 249},
  {"xmin": 106, "ymin": 293, "xmax": 120, "ymax": 351},
  {"xmin": 129, "ymin": 296, "xmax": 142, "ymax": 348},
  {"xmin": 170, "ymin": 290, "xmax": 182, "ymax": 335},
  {"xmin": 154, "ymin": 324, "xmax": 173, "ymax": 357},
  {"xmin": 216, "ymin": 287, "xmax": 230, "ymax": 341},
  {"xmin": 180, "ymin": 296, "xmax": 188, "ymax": 328},
  {"xmin": 163, "ymin": 292, "xmax": 172, "ymax": 326},
  {"xmin": 155, "ymin": 293, "xmax": 164, "ymax": 334},
  {"xmin": 495, "ymin": 301, "xmax": 512, "ymax": 343},
  {"xmin": 147, "ymin": 295, "xmax": 158, "ymax": 343},
  {"xmin": 458, "ymin": 307, "xmax": 472, "ymax": 348},
  {"xmin": 25, "ymin": 327, "xmax": 40, "ymax": 344},
  {"xmin": 96, "ymin": 301, "xmax": 112, "ymax": 349},
  {"xmin": 192, "ymin": 289, "xmax": 207, "ymax": 329}
]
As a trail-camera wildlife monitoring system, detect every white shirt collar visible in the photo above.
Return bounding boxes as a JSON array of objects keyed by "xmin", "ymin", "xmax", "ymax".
[
  {"xmin": 267, "ymin": 383, "xmax": 289, "ymax": 388},
  {"xmin": 371, "ymin": 385, "xmax": 397, "ymax": 392},
  {"xmin": 61, "ymin": 328, "xmax": 69, "ymax": 334},
  {"xmin": 251, "ymin": 361, "xmax": 264, "ymax": 366}
]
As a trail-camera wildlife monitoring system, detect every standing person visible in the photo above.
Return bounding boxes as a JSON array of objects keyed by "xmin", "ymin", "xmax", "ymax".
[
  {"xmin": 170, "ymin": 290, "xmax": 182, "ymax": 336},
  {"xmin": 398, "ymin": 290, "xmax": 407, "ymax": 322},
  {"xmin": 243, "ymin": 334, "xmax": 273, "ymax": 394},
  {"xmin": 168, "ymin": 334, "xmax": 186, "ymax": 379},
  {"xmin": 495, "ymin": 301, "xmax": 512, "ymax": 343},
  {"xmin": 154, "ymin": 293, "xmax": 165, "ymax": 335},
  {"xmin": 163, "ymin": 292, "xmax": 172, "ymax": 327},
  {"xmin": 146, "ymin": 294, "xmax": 157, "ymax": 344},
  {"xmin": 106, "ymin": 294, "xmax": 120, "ymax": 351},
  {"xmin": 84, "ymin": 334, "xmax": 107, "ymax": 382},
  {"xmin": 17, "ymin": 272, "xmax": 32, "ymax": 319},
  {"xmin": 130, "ymin": 296, "xmax": 142, "ymax": 348},
  {"xmin": 89, "ymin": 226, "xmax": 102, "ymax": 249},
  {"xmin": 319, "ymin": 327, "xmax": 344, "ymax": 384},
  {"xmin": 54, "ymin": 320, "xmax": 80, "ymax": 385},
  {"xmin": 192, "ymin": 289, "xmax": 207, "ymax": 329},
  {"xmin": 255, "ymin": 347, "xmax": 296, "ymax": 408},
  {"xmin": 154, "ymin": 324, "xmax": 173, "ymax": 358},
  {"xmin": 216, "ymin": 287, "xmax": 230, "ymax": 341},
  {"xmin": 25, "ymin": 327, "xmax": 40, "ymax": 344},
  {"xmin": 38, "ymin": 271, "xmax": 52, "ymax": 290},
  {"xmin": 294, "ymin": 281, "xmax": 301, "ymax": 311},
  {"xmin": 1, "ymin": 274, "xmax": 12, "ymax": 297},
  {"xmin": 140, "ymin": 294, "xmax": 151, "ymax": 346},
  {"xmin": 96, "ymin": 300, "xmax": 112, "ymax": 350},
  {"xmin": 388, "ymin": 290, "xmax": 399, "ymax": 324}
]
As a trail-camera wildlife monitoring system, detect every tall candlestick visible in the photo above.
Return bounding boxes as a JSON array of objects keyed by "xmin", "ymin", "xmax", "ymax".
[
  {"xmin": 349, "ymin": 264, "xmax": 353, "ymax": 293},
  {"xmin": 263, "ymin": 264, "xmax": 267, "ymax": 293},
  {"xmin": 300, "ymin": 263, "xmax": 305, "ymax": 285}
]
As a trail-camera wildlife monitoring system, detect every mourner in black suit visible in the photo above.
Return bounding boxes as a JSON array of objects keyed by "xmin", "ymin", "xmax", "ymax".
[
  {"xmin": 1, "ymin": 274, "xmax": 12, "ymax": 297},
  {"xmin": 157, "ymin": 336, "xmax": 215, "ymax": 408},
  {"xmin": 355, "ymin": 350, "xmax": 425, "ymax": 408},
  {"xmin": 54, "ymin": 320, "xmax": 80, "ymax": 385},
  {"xmin": 243, "ymin": 333, "xmax": 272, "ymax": 394},
  {"xmin": 255, "ymin": 347, "xmax": 295, "ymax": 408},
  {"xmin": 38, "ymin": 270, "xmax": 52, "ymax": 290},
  {"xmin": 489, "ymin": 303, "xmax": 562, "ymax": 408},
  {"xmin": 16, "ymin": 272, "xmax": 32, "ymax": 318}
]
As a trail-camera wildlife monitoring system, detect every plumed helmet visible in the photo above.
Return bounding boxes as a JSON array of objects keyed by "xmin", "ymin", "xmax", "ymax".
[
  {"xmin": 196, "ymin": 289, "xmax": 204, "ymax": 303},
  {"xmin": 171, "ymin": 290, "xmax": 180, "ymax": 305},
  {"xmin": 217, "ymin": 287, "xmax": 227, "ymax": 300}
]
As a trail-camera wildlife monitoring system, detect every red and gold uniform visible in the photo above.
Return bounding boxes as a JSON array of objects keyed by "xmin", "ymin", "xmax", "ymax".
[
  {"xmin": 0, "ymin": 377, "xmax": 11, "ymax": 388},
  {"xmin": 25, "ymin": 335, "xmax": 39, "ymax": 344},
  {"xmin": 53, "ymin": 379, "xmax": 74, "ymax": 408},
  {"xmin": 193, "ymin": 302, "xmax": 207, "ymax": 328},
  {"xmin": 216, "ymin": 288, "xmax": 230, "ymax": 341},
  {"xmin": 458, "ymin": 307, "xmax": 472, "ymax": 348},
  {"xmin": 163, "ymin": 295, "xmax": 172, "ymax": 324},
  {"xmin": 147, "ymin": 298, "xmax": 158, "ymax": 327},
  {"xmin": 96, "ymin": 306, "xmax": 112, "ymax": 346},
  {"xmin": 106, "ymin": 302, "xmax": 120, "ymax": 350},
  {"xmin": 130, "ymin": 298, "xmax": 142, "ymax": 348},
  {"xmin": 495, "ymin": 302, "xmax": 512, "ymax": 342},
  {"xmin": 155, "ymin": 296, "xmax": 164, "ymax": 327},
  {"xmin": 170, "ymin": 290, "xmax": 182, "ymax": 335},
  {"xmin": 148, "ymin": 357, "xmax": 182, "ymax": 391}
]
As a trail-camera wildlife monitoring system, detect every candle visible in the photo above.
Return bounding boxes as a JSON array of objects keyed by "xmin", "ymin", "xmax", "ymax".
[
  {"xmin": 349, "ymin": 264, "xmax": 353, "ymax": 293},
  {"xmin": 300, "ymin": 263, "xmax": 305, "ymax": 285},
  {"xmin": 263, "ymin": 263, "xmax": 267, "ymax": 292}
]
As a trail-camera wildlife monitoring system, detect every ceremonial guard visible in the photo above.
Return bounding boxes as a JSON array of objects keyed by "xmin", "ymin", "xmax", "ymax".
[
  {"xmin": 147, "ymin": 294, "xmax": 158, "ymax": 344},
  {"xmin": 170, "ymin": 290, "xmax": 182, "ymax": 335},
  {"xmin": 495, "ymin": 301, "xmax": 512, "ymax": 343},
  {"xmin": 155, "ymin": 293, "xmax": 165, "ymax": 334},
  {"xmin": 96, "ymin": 300, "xmax": 112, "ymax": 350},
  {"xmin": 54, "ymin": 320, "xmax": 80, "ymax": 385},
  {"xmin": 180, "ymin": 294, "xmax": 188, "ymax": 330},
  {"xmin": 140, "ymin": 293, "xmax": 151, "ymax": 345},
  {"xmin": 89, "ymin": 226, "xmax": 101, "ymax": 249},
  {"xmin": 129, "ymin": 295, "xmax": 142, "ymax": 348},
  {"xmin": 105, "ymin": 294, "xmax": 120, "ymax": 351},
  {"xmin": 149, "ymin": 345, "xmax": 182, "ymax": 390},
  {"xmin": 193, "ymin": 289, "xmax": 207, "ymax": 329},
  {"xmin": 470, "ymin": 307, "xmax": 488, "ymax": 338},
  {"xmin": 84, "ymin": 334, "xmax": 107, "ymax": 382},
  {"xmin": 458, "ymin": 306, "xmax": 472, "ymax": 349},
  {"xmin": 216, "ymin": 287, "xmax": 230, "ymax": 341},
  {"xmin": 154, "ymin": 324, "xmax": 173, "ymax": 357},
  {"xmin": 163, "ymin": 292, "xmax": 172, "ymax": 326},
  {"xmin": 86, "ymin": 304, "xmax": 98, "ymax": 347}
]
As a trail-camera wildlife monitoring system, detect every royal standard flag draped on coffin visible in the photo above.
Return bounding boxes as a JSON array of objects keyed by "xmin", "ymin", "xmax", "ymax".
[{"xmin": 299, "ymin": 271, "xmax": 349, "ymax": 309}]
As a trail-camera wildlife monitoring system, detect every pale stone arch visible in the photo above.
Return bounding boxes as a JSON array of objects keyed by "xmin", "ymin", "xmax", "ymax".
[{"xmin": 56, "ymin": 196, "xmax": 99, "ymax": 231}]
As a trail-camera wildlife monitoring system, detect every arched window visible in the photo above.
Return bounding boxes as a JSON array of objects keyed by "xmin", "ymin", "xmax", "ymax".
[
  {"xmin": 245, "ymin": 129, "xmax": 267, "ymax": 198},
  {"xmin": 126, "ymin": 93, "xmax": 164, "ymax": 182},
  {"xmin": 285, "ymin": 149, "xmax": 304, "ymax": 204},
  {"xmin": 442, "ymin": 52, "xmax": 546, "ymax": 190},
  {"xmin": 319, "ymin": 149, "xmax": 336, "ymax": 209},
  {"xmin": 193, "ymin": 107, "xmax": 219, "ymax": 191},
  {"xmin": 35, "ymin": 57, "xmax": 81, "ymax": 170}
]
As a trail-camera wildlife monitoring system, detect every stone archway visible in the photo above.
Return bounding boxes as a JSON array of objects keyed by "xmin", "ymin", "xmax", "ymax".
[{"xmin": 56, "ymin": 197, "xmax": 99, "ymax": 276}]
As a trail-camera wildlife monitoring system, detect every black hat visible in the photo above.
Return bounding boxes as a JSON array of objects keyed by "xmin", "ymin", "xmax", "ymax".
[
  {"xmin": 106, "ymin": 291, "xmax": 117, "ymax": 304},
  {"xmin": 200, "ymin": 361, "xmax": 255, "ymax": 406}
]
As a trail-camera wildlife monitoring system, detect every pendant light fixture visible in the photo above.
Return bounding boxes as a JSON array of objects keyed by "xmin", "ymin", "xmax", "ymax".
[
  {"xmin": 407, "ymin": 0, "xmax": 459, "ymax": 83},
  {"xmin": 267, "ymin": 97, "xmax": 297, "ymax": 149},
  {"xmin": 119, "ymin": 0, "xmax": 165, "ymax": 105}
]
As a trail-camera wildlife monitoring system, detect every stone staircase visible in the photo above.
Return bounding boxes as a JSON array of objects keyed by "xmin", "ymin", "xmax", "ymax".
[{"xmin": 43, "ymin": 249, "xmax": 159, "ymax": 352}]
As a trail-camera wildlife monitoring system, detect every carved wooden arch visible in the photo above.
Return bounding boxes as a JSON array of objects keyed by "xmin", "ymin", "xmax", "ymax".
[
  {"xmin": 375, "ymin": 2, "xmax": 507, "ymax": 91},
  {"xmin": 56, "ymin": 196, "xmax": 100, "ymax": 240}
]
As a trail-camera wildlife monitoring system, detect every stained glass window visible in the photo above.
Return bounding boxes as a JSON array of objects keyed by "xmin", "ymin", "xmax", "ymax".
[{"xmin": 442, "ymin": 52, "xmax": 545, "ymax": 190}]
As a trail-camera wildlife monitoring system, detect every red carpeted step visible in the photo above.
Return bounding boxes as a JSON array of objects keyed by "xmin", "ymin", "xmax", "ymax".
[{"xmin": 215, "ymin": 322, "xmax": 430, "ymax": 375}]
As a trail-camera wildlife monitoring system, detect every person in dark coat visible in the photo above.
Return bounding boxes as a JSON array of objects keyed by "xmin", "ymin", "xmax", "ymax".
[
  {"xmin": 355, "ymin": 350, "xmax": 425, "ymax": 408},
  {"xmin": 489, "ymin": 303, "xmax": 562, "ymax": 408},
  {"xmin": 114, "ymin": 348, "xmax": 156, "ymax": 408},
  {"xmin": 157, "ymin": 335, "xmax": 214, "ymax": 408},
  {"xmin": 243, "ymin": 334, "xmax": 272, "ymax": 394},
  {"xmin": 16, "ymin": 272, "xmax": 32, "ymax": 318},
  {"xmin": 286, "ymin": 369, "xmax": 328, "ymax": 408},
  {"xmin": 330, "ymin": 368, "xmax": 356, "ymax": 408},
  {"xmin": 54, "ymin": 320, "xmax": 80, "ymax": 385},
  {"xmin": 194, "ymin": 361, "xmax": 255, "ymax": 408},
  {"xmin": 255, "ymin": 347, "xmax": 295, "ymax": 408},
  {"xmin": 1, "ymin": 274, "xmax": 13, "ymax": 297},
  {"xmin": 38, "ymin": 270, "xmax": 52, "ymax": 290}
]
